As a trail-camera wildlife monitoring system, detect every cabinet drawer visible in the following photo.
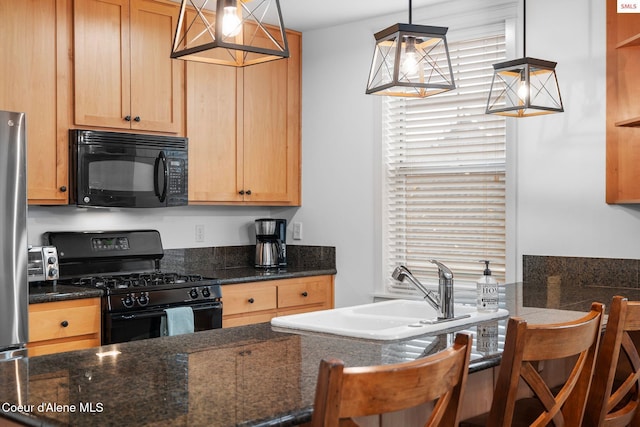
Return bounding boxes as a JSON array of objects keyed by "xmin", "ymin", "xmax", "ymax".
[
  {"xmin": 222, "ymin": 283, "xmax": 277, "ymax": 315},
  {"xmin": 277, "ymin": 277, "xmax": 332, "ymax": 309},
  {"xmin": 29, "ymin": 298, "xmax": 101, "ymax": 343}
]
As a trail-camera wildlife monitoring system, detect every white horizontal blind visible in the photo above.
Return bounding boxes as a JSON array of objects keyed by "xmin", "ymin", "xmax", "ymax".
[{"xmin": 384, "ymin": 30, "xmax": 507, "ymax": 295}]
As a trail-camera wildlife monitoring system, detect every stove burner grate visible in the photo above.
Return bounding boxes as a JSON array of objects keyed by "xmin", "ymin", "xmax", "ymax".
[{"xmin": 68, "ymin": 272, "xmax": 207, "ymax": 290}]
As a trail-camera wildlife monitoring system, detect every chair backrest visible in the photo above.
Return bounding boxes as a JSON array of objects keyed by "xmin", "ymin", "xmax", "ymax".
[
  {"xmin": 486, "ymin": 302, "xmax": 604, "ymax": 427},
  {"xmin": 584, "ymin": 296, "xmax": 640, "ymax": 427},
  {"xmin": 310, "ymin": 332, "xmax": 473, "ymax": 427}
]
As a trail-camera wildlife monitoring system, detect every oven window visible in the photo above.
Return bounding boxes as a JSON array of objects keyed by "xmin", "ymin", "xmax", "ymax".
[
  {"xmin": 105, "ymin": 304, "xmax": 223, "ymax": 344},
  {"xmin": 89, "ymin": 160, "xmax": 154, "ymax": 192},
  {"xmin": 109, "ymin": 315, "xmax": 162, "ymax": 343}
]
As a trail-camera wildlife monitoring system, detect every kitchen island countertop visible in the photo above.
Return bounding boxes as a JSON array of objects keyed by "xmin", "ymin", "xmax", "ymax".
[{"xmin": 8, "ymin": 282, "xmax": 640, "ymax": 427}]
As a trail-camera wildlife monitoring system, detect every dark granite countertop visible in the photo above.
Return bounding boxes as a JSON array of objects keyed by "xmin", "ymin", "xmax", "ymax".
[
  {"xmin": 28, "ymin": 283, "xmax": 103, "ymax": 304},
  {"xmin": 8, "ymin": 281, "xmax": 635, "ymax": 426},
  {"xmin": 28, "ymin": 268, "xmax": 337, "ymax": 305},
  {"xmin": 207, "ymin": 266, "xmax": 337, "ymax": 285}
]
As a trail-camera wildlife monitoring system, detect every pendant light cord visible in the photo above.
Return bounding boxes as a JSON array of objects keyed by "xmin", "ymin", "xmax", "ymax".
[
  {"xmin": 523, "ymin": 0, "xmax": 526, "ymax": 57},
  {"xmin": 408, "ymin": 0, "xmax": 412, "ymax": 24}
]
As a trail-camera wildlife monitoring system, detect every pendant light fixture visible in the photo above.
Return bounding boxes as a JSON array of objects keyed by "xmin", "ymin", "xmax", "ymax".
[
  {"xmin": 171, "ymin": 0, "xmax": 289, "ymax": 67},
  {"xmin": 486, "ymin": 0, "xmax": 563, "ymax": 116},
  {"xmin": 366, "ymin": 0, "xmax": 455, "ymax": 98}
]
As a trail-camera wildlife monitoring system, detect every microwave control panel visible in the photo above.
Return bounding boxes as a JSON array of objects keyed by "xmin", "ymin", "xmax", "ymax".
[{"xmin": 168, "ymin": 159, "xmax": 186, "ymax": 194}]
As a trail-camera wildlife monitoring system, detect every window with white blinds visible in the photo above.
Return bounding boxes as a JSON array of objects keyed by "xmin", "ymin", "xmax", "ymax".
[{"xmin": 383, "ymin": 30, "xmax": 507, "ymax": 296}]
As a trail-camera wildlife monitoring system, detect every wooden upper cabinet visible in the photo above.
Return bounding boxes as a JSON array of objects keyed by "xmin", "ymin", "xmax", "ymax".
[
  {"xmin": 606, "ymin": 0, "xmax": 640, "ymax": 203},
  {"xmin": 74, "ymin": 0, "xmax": 183, "ymax": 134},
  {"xmin": 0, "ymin": 0, "xmax": 71, "ymax": 204},
  {"xmin": 187, "ymin": 62, "xmax": 243, "ymax": 202},
  {"xmin": 187, "ymin": 30, "xmax": 301, "ymax": 206}
]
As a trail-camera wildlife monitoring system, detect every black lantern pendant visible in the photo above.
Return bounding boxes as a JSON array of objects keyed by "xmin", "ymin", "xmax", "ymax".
[
  {"xmin": 485, "ymin": 0, "xmax": 563, "ymax": 116},
  {"xmin": 171, "ymin": 0, "xmax": 289, "ymax": 67},
  {"xmin": 366, "ymin": 0, "xmax": 455, "ymax": 98}
]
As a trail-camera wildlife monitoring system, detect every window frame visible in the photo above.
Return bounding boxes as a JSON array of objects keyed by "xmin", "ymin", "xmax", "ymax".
[{"xmin": 374, "ymin": 6, "xmax": 519, "ymax": 299}]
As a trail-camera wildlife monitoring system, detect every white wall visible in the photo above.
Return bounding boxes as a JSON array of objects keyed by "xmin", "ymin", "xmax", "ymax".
[
  {"xmin": 514, "ymin": 0, "xmax": 640, "ymax": 277},
  {"xmin": 28, "ymin": 0, "xmax": 639, "ymax": 308},
  {"xmin": 27, "ymin": 205, "xmax": 277, "ymax": 248}
]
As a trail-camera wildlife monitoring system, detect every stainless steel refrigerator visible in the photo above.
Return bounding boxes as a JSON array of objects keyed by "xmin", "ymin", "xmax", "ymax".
[{"xmin": 0, "ymin": 110, "xmax": 28, "ymax": 358}]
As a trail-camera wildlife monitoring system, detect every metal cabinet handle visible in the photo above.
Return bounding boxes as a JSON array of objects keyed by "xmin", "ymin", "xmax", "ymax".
[
  {"xmin": 124, "ymin": 116, "xmax": 131, "ymax": 121},
  {"xmin": 134, "ymin": 116, "xmax": 141, "ymax": 122},
  {"xmin": 301, "ymin": 291, "xmax": 308, "ymax": 297},
  {"xmin": 245, "ymin": 190, "xmax": 252, "ymax": 195},
  {"xmin": 239, "ymin": 190, "xmax": 245, "ymax": 195},
  {"xmin": 59, "ymin": 186, "xmax": 67, "ymax": 192},
  {"xmin": 248, "ymin": 298, "xmax": 255, "ymax": 304},
  {"xmin": 61, "ymin": 320, "xmax": 69, "ymax": 327}
]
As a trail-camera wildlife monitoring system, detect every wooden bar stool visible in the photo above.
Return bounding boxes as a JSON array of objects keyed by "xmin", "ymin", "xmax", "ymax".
[
  {"xmin": 583, "ymin": 296, "xmax": 640, "ymax": 426},
  {"xmin": 461, "ymin": 302, "xmax": 604, "ymax": 427},
  {"xmin": 310, "ymin": 332, "xmax": 473, "ymax": 427}
]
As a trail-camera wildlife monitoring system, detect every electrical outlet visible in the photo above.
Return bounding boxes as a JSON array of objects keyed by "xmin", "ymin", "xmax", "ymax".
[
  {"xmin": 195, "ymin": 224, "xmax": 205, "ymax": 242},
  {"xmin": 293, "ymin": 222, "xmax": 302, "ymax": 240}
]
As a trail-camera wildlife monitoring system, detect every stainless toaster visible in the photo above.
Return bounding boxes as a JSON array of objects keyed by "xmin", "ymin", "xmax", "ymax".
[{"xmin": 28, "ymin": 246, "xmax": 59, "ymax": 283}]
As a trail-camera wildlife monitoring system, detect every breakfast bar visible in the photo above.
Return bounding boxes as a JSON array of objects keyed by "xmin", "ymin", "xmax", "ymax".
[{"xmin": 2, "ymin": 281, "xmax": 639, "ymax": 427}]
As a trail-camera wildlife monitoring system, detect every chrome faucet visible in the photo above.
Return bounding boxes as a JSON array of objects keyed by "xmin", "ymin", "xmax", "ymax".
[{"xmin": 392, "ymin": 260, "xmax": 455, "ymax": 320}]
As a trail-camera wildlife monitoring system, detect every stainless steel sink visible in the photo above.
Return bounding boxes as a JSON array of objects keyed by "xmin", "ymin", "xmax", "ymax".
[{"xmin": 271, "ymin": 299, "xmax": 509, "ymax": 340}]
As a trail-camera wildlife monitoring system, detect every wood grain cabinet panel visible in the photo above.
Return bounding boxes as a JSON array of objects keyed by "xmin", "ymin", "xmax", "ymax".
[
  {"xmin": 0, "ymin": 0, "xmax": 71, "ymax": 204},
  {"xmin": 74, "ymin": 0, "xmax": 183, "ymax": 134},
  {"xmin": 277, "ymin": 276, "xmax": 333, "ymax": 310},
  {"xmin": 27, "ymin": 298, "xmax": 101, "ymax": 357},
  {"xmin": 221, "ymin": 275, "xmax": 334, "ymax": 328},
  {"xmin": 606, "ymin": 0, "xmax": 640, "ymax": 203},
  {"xmin": 187, "ymin": 30, "xmax": 301, "ymax": 205},
  {"xmin": 222, "ymin": 282, "xmax": 278, "ymax": 317}
]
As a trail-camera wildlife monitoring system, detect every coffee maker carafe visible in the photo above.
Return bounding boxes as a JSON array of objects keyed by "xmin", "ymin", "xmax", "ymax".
[{"xmin": 255, "ymin": 218, "xmax": 287, "ymax": 268}]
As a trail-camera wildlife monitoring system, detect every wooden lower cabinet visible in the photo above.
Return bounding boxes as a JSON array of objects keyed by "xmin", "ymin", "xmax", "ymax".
[
  {"xmin": 221, "ymin": 275, "xmax": 335, "ymax": 328},
  {"xmin": 27, "ymin": 298, "xmax": 101, "ymax": 357}
]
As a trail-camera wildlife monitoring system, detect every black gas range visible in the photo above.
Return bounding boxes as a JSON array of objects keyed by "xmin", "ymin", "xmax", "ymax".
[{"xmin": 44, "ymin": 230, "xmax": 222, "ymax": 344}]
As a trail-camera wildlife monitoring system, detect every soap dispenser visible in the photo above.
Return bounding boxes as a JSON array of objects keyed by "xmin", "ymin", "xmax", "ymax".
[{"xmin": 477, "ymin": 260, "xmax": 498, "ymax": 312}]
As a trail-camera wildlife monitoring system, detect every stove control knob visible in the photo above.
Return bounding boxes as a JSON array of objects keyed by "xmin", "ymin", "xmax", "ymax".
[
  {"xmin": 122, "ymin": 295, "xmax": 135, "ymax": 308},
  {"xmin": 138, "ymin": 293, "xmax": 149, "ymax": 306},
  {"xmin": 189, "ymin": 288, "xmax": 199, "ymax": 299},
  {"xmin": 202, "ymin": 287, "xmax": 211, "ymax": 298},
  {"xmin": 47, "ymin": 256, "xmax": 56, "ymax": 264}
]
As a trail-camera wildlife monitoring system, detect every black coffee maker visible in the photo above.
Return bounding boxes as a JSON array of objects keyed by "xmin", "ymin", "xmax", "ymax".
[{"xmin": 255, "ymin": 218, "xmax": 287, "ymax": 268}]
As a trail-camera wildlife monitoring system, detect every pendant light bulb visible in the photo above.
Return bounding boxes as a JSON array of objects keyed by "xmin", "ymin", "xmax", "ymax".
[
  {"xmin": 401, "ymin": 38, "xmax": 420, "ymax": 76},
  {"xmin": 222, "ymin": 3, "xmax": 242, "ymax": 37},
  {"xmin": 518, "ymin": 77, "xmax": 529, "ymax": 103}
]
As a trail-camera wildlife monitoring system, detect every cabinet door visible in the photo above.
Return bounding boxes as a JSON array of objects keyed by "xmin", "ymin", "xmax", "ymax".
[
  {"xmin": 130, "ymin": 0, "xmax": 183, "ymax": 133},
  {"xmin": 74, "ymin": 0, "xmax": 131, "ymax": 129},
  {"xmin": 186, "ymin": 29, "xmax": 301, "ymax": 205},
  {"xmin": 27, "ymin": 298, "xmax": 101, "ymax": 357},
  {"xmin": 187, "ymin": 62, "xmax": 243, "ymax": 202},
  {"xmin": 242, "ymin": 32, "xmax": 301, "ymax": 205},
  {"xmin": 0, "ymin": 0, "xmax": 70, "ymax": 204}
]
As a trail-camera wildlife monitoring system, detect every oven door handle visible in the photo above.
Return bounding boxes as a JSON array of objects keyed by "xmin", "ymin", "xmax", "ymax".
[
  {"xmin": 111, "ymin": 302, "xmax": 222, "ymax": 321},
  {"xmin": 153, "ymin": 151, "xmax": 168, "ymax": 203}
]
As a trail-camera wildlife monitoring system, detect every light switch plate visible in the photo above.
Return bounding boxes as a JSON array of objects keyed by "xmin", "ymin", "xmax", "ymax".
[{"xmin": 293, "ymin": 222, "xmax": 302, "ymax": 240}]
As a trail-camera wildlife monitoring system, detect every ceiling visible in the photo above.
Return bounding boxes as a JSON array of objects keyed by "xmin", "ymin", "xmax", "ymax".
[{"xmin": 279, "ymin": 0, "xmax": 443, "ymax": 32}]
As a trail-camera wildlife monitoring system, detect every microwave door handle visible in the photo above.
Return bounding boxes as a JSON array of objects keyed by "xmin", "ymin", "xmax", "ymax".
[{"xmin": 154, "ymin": 151, "xmax": 168, "ymax": 202}]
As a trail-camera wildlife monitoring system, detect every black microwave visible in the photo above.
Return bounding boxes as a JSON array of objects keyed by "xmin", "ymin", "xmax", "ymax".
[{"xmin": 69, "ymin": 130, "xmax": 188, "ymax": 208}]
